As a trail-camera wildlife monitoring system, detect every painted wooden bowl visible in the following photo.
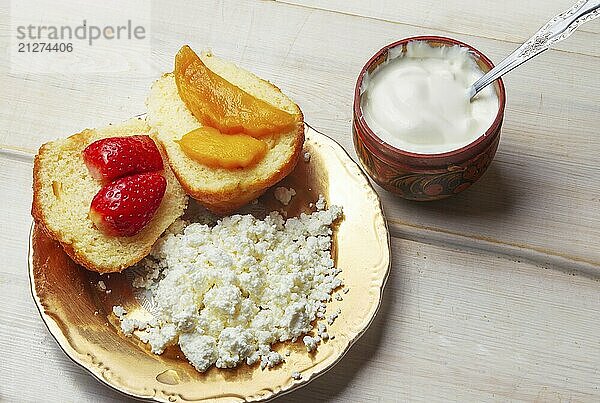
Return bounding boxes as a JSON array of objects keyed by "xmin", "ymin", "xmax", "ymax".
[{"xmin": 353, "ymin": 36, "xmax": 506, "ymax": 200}]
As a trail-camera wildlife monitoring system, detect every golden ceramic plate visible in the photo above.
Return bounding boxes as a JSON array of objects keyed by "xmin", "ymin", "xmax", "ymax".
[{"xmin": 29, "ymin": 126, "xmax": 390, "ymax": 402}]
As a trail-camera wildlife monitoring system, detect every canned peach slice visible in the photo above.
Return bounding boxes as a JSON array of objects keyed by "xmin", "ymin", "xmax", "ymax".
[
  {"xmin": 176, "ymin": 127, "xmax": 268, "ymax": 169},
  {"xmin": 175, "ymin": 45, "xmax": 297, "ymax": 138}
]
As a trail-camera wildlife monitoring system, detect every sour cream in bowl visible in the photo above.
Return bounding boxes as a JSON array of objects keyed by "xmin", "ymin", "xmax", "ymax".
[{"xmin": 353, "ymin": 36, "xmax": 506, "ymax": 200}]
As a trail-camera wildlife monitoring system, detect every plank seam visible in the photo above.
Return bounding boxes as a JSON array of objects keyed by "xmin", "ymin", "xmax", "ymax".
[{"xmin": 388, "ymin": 219, "xmax": 600, "ymax": 279}]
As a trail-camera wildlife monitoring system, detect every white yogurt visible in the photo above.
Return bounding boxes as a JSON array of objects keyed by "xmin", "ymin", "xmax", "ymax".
[{"xmin": 360, "ymin": 42, "xmax": 498, "ymax": 154}]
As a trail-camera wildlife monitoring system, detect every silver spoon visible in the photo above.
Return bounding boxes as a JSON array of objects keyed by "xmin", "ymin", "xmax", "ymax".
[{"xmin": 468, "ymin": 0, "xmax": 600, "ymax": 100}]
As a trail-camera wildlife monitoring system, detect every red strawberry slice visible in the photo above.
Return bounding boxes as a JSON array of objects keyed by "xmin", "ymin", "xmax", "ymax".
[
  {"xmin": 89, "ymin": 172, "xmax": 167, "ymax": 237},
  {"xmin": 82, "ymin": 135, "xmax": 163, "ymax": 182}
]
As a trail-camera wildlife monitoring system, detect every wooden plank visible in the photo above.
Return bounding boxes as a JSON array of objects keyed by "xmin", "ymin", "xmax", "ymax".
[
  {"xmin": 277, "ymin": 0, "xmax": 600, "ymax": 57},
  {"xmin": 1, "ymin": 0, "xmax": 598, "ymax": 267},
  {"xmin": 0, "ymin": 157, "xmax": 126, "ymax": 402},
  {"xmin": 1, "ymin": 155, "xmax": 598, "ymax": 400},
  {"xmin": 289, "ymin": 240, "xmax": 600, "ymax": 402},
  {"xmin": 1, "ymin": 1, "xmax": 599, "ymax": 400}
]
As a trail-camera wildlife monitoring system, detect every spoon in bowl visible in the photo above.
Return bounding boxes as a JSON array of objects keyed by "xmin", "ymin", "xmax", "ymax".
[{"xmin": 468, "ymin": 0, "xmax": 600, "ymax": 100}]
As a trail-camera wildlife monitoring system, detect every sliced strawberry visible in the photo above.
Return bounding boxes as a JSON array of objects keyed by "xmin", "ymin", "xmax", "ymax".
[
  {"xmin": 82, "ymin": 135, "xmax": 163, "ymax": 182},
  {"xmin": 89, "ymin": 172, "xmax": 167, "ymax": 237}
]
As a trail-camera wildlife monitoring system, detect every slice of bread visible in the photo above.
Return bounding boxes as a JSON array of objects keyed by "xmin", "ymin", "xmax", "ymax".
[
  {"xmin": 32, "ymin": 118, "xmax": 188, "ymax": 273},
  {"xmin": 146, "ymin": 50, "xmax": 304, "ymax": 215}
]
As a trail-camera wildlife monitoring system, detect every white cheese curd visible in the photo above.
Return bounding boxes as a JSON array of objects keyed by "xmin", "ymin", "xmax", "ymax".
[
  {"xmin": 360, "ymin": 42, "xmax": 498, "ymax": 154},
  {"xmin": 327, "ymin": 308, "xmax": 341, "ymax": 325},
  {"xmin": 114, "ymin": 198, "xmax": 342, "ymax": 372},
  {"xmin": 273, "ymin": 186, "xmax": 296, "ymax": 206},
  {"xmin": 178, "ymin": 333, "xmax": 218, "ymax": 372},
  {"xmin": 315, "ymin": 194, "xmax": 326, "ymax": 211},
  {"xmin": 303, "ymin": 335, "xmax": 320, "ymax": 352},
  {"xmin": 112, "ymin": 305, "xmax": 126, "ymax": 317},
  {"xmin": 261, "ymin": 351, "xmax": 284, "ymax": 369},
  {"xmin": 317, "ymin": 322, "xmax": 328, "ymax": 339}
]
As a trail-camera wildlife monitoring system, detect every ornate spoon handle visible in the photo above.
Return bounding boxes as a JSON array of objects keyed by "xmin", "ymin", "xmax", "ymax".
[{"xmin": 469, "ymin": 0, "xmax": 600, "ymax": 99}]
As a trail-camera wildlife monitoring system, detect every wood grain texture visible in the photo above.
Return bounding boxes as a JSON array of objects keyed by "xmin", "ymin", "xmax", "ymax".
[
  {"xmin": 2, "ymin": 0, "xmax": 599, "ymax": 267},
  {"xmin": 277, "ymin": 0, "xmax": 600, "ymax": 56},
  {"xmin": 2, "ymin": 157, "xmax": 599, "ymax": 402},
  {"xmin": 1, "ymin": 0, "xmax": 599, "ymax": 401}
]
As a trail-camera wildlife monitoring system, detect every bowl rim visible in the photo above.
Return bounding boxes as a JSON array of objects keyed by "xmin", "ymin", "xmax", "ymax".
[{"xmin": 353, "ymin": 35, "xmax": 507, "ymax": 159}]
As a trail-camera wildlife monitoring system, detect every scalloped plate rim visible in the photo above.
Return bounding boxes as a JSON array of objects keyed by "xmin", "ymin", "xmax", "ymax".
[{"xmin": 28, "ymin": 126, "xmax": 391, "ymax": 402}]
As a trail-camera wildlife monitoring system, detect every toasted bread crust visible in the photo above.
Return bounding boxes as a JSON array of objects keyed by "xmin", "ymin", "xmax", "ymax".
[
  {"xmin": 32, "ymin": 122, "xmax": 187, "ymax": 273},
  {"xmin": 154, "ymin": 68, "xmax": 305, "ymax": 215}
]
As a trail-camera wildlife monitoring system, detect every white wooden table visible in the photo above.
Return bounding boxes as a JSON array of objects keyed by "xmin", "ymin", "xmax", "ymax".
[{"xmin": 1, "ymin": 1, "xmax": 599, "ymax": 401}]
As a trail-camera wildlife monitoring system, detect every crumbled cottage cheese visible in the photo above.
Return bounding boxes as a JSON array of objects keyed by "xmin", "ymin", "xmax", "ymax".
[
  {"xmin": 273, "ymin": 187, "xmax": 296, "ymax": 206},
  {"xmin": 112, "ymin": 305, "xmax": 126, "ymax": 317},
  {"xmin": 114, "ymin": 199, "xmax": 343, "ymax": 372},
  {"xmin": 317, "ymin": 322, "xmax": 329, "ymax": 341},
  {"xmin": 303, "ymin": 335, "xmax": 320, "ymax": 352},
  {"xmin": 113, "ymin": 304, "xmax": 156, "ymax": 336},
  {"xmin": 327, "ymin": 308, "xmax": 341, "ymax": 326},
  {"xmin": 315, "ymin": 195, "xmax": 326, "ymax": 210}
]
